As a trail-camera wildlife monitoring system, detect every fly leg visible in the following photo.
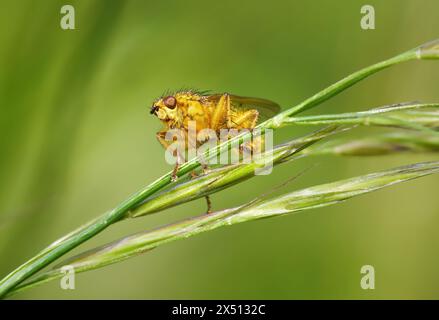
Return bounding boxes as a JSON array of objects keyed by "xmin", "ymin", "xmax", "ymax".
[
  {"xmin": 211, "ymin": 93, "xmax": 231, "ymax": 131},
  {"xmin": 228, "ymin": 109, "xmax": 260, "ymax": 156},
  {"xmin": 193, "ymin": 94, "xmax": 231, "ymax": 213},
  {"xmin": 190, "ymin": 164, "xmax": 212, "ymax": 214},
  {"xmin": 205, "ymin": 194, "xmax": 212, "ymax": 214},
  {"xmin": 171, "ymin": 146, "xmax": 186, "ymax": 182},
  {"xmin": 201, "ymin": 164, "xmax": 212, "ymax": 214},
  {"xmin": 156, "ymin": 130, "xmax": 185, "ymax": 182},
  {"xmin": 229, "ymin": 109, "xmax": 259, "ymax": 130},
  {"xmin": 171, "ymin": 162, "xmax": 179, "ymax": 182}
]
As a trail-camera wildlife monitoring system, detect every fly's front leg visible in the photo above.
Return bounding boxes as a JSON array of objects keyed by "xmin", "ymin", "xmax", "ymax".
[
  {"xmin": 171, "ymin": 162, "xmax": 180, "ymax": 182},
  {"xmin": 156, "ymin": 131, "xmax": 171, "ymax": 149},
  {"xmin": 156, "ymin": 130, "xmax": 185, "ymax": 182}
]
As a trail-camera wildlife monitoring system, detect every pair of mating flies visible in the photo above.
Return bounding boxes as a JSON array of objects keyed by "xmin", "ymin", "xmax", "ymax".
[{"xmin": 150, "ymin": 90, "xmax": 280, "ymax": 212}]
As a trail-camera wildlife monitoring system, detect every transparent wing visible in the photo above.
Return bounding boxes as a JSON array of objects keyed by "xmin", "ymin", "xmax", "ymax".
[{"xmin": 207, "ymin": 94, "xmax": 281, "ymax": 120}]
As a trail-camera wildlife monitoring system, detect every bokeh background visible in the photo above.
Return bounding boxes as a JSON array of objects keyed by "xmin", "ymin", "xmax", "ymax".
[{"xmin": 1, "ymin": 0, "xmax": 438, "ymax": 299}]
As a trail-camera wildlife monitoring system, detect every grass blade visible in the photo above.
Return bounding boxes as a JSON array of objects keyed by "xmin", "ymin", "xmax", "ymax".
[{"xmin": 306, "ymin": 131, "xmax": 439, "ymax": 156}]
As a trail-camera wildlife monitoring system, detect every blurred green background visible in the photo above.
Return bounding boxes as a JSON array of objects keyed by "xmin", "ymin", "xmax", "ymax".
[{"xmin": 1, "ymin": 0, "xmax": 438, "ymax": 299}]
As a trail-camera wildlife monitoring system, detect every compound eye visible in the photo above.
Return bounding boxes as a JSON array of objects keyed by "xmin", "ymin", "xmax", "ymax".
[{"xmin": 163, "ymin": 96, "xmax": 177, "ymax": 109}]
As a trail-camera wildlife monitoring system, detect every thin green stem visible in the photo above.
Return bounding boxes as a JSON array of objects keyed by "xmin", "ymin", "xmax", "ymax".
[
  {"xmin": 267, "ymin": 50, "xmax": 418, "ymax": 128},
  {"xmin": 285, "ymin": 103, "xmax": 439, "ymax": 123},
  {"xmin": 304, "ymin": 131, "xmax": 439, "ymax": 156},
  {"xmin": 285, "ymin": 103, "xmax": 439, "ymax": 133}
]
